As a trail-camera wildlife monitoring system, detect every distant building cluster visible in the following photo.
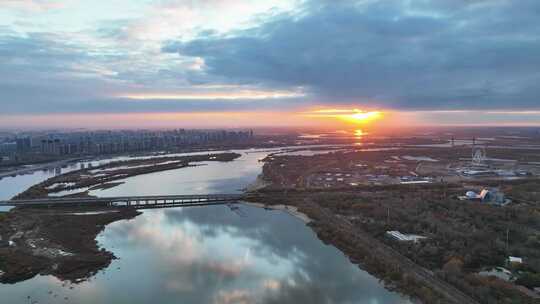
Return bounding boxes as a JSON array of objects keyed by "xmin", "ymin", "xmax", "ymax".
[{"xmin": 0, "ymin": 129, "xmax": 254, "ymax": 161}]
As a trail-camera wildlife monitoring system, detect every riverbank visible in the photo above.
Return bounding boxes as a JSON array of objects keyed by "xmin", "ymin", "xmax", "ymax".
[
  {"xmin": 241, "ymin": 201, "xmax": 312, "ymax": 223},
  {"xmin": 0, "ymin": 158, "xmax": 82, "ymax": 180},
  {"xmin": 243, "ymin": 175, "xmax": 271, "ymax": 192},
  {"xmin": 248, "ymin": 185, "xmax": 540, "ymax": 304},
  {"xmin": 0, "ymin": 207, "xmax": 140, "ymax": 283},
  {"xmin": 254, "ymin": 144, "xmax": 540, "ymax": 303},
  {"xmin": 245, "ymin": 191, "xmax": 482, "ymax": 304}
]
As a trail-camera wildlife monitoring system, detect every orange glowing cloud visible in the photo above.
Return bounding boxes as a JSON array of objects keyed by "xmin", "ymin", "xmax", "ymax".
[
  {"xmin": 303, "ymin": 108, "xmax": 384, "ymax": 125},
  {"xmin": 0, "ymin": 111, "xmax": 325, "ymax": 129}
]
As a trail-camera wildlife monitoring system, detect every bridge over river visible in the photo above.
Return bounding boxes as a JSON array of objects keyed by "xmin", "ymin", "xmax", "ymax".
[{"xmin": 0, "ymin": 193, "xmax": 246, "ymax": 209}]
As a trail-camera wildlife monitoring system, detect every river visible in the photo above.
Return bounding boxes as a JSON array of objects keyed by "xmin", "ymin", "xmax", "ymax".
[{"xmin": 0, "ymin": 148, "xmax": 411, "ymax": 304}]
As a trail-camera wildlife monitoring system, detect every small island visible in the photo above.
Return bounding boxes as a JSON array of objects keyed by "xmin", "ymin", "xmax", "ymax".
[{"xmin": 13, "ymin": 152, "xmax": 241, "ymax": 200}]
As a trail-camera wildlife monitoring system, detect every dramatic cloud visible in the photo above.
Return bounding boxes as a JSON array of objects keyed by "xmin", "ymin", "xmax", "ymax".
[
  {"xmin": 0, "ymin": 0, "xmax": 305, "ymax": 116},
  {"xmin": 165, "ymin": 0, "xmax": 540, "ymax": 110},
  {"xmin": 1, "ymin": 0, "xmax": 540, "ymax": 126}
]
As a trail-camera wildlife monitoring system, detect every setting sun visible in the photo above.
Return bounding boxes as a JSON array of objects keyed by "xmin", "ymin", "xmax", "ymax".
[
  {"xmin": 354, "ymin": 129, "xmax": 365, "ymax": 137},
  {"xmin": 349, "ymin": 111, "xmax": 382, "ymax": 123},
  {"xmin": 304, "ymin": 108, "xmax": 384, "ymax": 125}
]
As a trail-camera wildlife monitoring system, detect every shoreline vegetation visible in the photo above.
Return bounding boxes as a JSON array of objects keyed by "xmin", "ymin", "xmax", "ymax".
[
  {"xmin": 0, "ymin": 207, "xmax": 141, "ymax": 284},
  {"xmin": 246, "ymin": 185, "xmax": 538, "ymax": 304},
  {"xmin": 246, "ymin": 191, "xmax": 473, "ymax": 304}
]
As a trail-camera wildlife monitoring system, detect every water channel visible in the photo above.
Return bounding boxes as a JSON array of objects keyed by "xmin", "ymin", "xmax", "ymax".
[{"xmin": 0, "ymin": 148, "xmax": 411, "ymax": 304}]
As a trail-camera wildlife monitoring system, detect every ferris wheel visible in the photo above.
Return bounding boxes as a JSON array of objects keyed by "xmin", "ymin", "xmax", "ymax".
[{"xmin": 472, "ymin": 144, "xmax": 486, "ymax": 166}]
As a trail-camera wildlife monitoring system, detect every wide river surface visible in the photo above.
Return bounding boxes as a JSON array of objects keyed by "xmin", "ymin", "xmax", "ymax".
[{"xmin": 0, "ymin": 148, "xmax": 410, "ymax": 304}]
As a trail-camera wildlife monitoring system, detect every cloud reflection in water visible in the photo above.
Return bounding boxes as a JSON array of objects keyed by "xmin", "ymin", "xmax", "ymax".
[{"xmin": 94, "ymin": 204, "xmax": 410, "ymax": 304}]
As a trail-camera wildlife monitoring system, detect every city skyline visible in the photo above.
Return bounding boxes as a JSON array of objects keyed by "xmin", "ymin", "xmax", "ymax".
[{"xmin": 1, "ymin": 1, "xmax": 540, "ymax": 129}]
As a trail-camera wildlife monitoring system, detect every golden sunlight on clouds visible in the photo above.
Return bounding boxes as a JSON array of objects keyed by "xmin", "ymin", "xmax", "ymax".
[
  {"xmin": 304, "ymin": 108, "xmax": 384, "ymax": 125},
  {"xmin": 349, "ymin": 111, "xmax": 382, "ymax": 122},
  {"xmin": 0, "ymin": 109, "xmax": 389, "ymax": 130}
]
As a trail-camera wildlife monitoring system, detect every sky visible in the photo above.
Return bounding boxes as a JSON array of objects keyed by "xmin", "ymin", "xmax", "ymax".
[{"xmin": 1, "ymin": 0, "xmax": 540, "ymax": 129}]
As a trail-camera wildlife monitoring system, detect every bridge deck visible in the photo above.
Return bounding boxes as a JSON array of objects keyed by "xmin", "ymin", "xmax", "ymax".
[{"xmin": 0, "ymin": 194, "xmax": 245, "ymax": 209}]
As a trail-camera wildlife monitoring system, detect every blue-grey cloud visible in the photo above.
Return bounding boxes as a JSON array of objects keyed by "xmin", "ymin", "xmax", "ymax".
[
  {"xmin": 2, "ymin": 0, "xmax": 540, "ymax": 117},
  {"xmin": 0, "ymin": 29, "xmax": 309, "ymax": 115},
  {"xmin": 163, "ymin": 0, "xmax": 540, "ymax": 110},
  {"xmin": 4, "ymin": 97, "xmax": 311, "ymax": 114}
]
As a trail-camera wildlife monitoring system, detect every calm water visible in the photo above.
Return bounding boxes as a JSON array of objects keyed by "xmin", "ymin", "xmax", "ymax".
[{"xmin": 0, "ymin": 148, "xmax": 410, "ymax": 304}]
